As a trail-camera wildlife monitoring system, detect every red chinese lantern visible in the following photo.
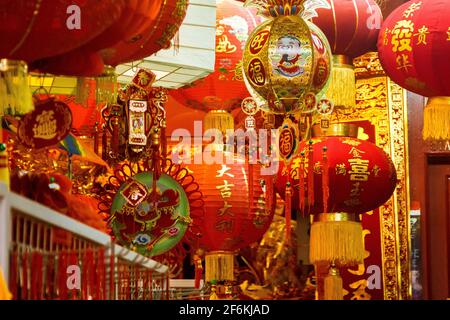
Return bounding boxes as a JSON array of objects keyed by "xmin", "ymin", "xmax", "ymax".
[
  {"xmin": 169, "ymin": 0, "xmax": 262, "ymax": 134},
  {"xmin": 310, "ymin": 0, "xmax": 383, "ymax": 108},
  {"xmin": 0, "ymin": 0, "xmax": 125, "ymax": 62},
  {"xmin": 100, "ymin": 0, "xmax": 188, "ymax": 67},
  {"xmin": 185, "ymin": 150, "xmax": 274, "ymax": 283},
  {"xmin": 377, "ymin": 0, "xmax": 450, "ymax": 141},
  {"xmin": 276, "ymin": 123, "xmax": 396, "ymax": 298}
]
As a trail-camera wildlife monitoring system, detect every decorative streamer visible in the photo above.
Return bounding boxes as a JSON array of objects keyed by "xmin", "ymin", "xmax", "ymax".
[
  {"xmin": 322, "ymin": 146, "xmax": 329, "ymax": 213},
  {"xmin": 30, "ymin": 252, "xmax": 43, "ymax": 300},
  {"xmin": 9, "ymin": 250, "xmax": 18, "ymax": 300},
  {"xmin": 21, "ymin": 251, "xmax": 28, "ymax": 300},
  {"xmin": 285, "ymin": 181, "xmax": 292, "ymax": 243},
  {"xmin": 299, "ymin": 151, "xmax": 305, "ymax": 215},
  {"xmin": 194, "ymin": 254, "xmax": 203, "ymax": 289},
  {"xmin": 307, "ymin": 140, "xmax": 315, "ymax": 212},
  {"xmin": 58, "ymin": 251, "xmax": 68, "ymax": 300},
  {"xmin": 68, "ymin": 251, "xmax": 78, "ymax": 300},
  {"xmin": 248, "ymin": 162, "xmax": 254, "ymax": 215}
]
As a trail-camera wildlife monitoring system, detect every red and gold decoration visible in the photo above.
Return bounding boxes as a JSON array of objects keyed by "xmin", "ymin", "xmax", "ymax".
[
  {"xmin": 17, "ymin": 98, "xmax": 72, "ymax": 149},
  {"xmin": 277, "ymin": 123, "xmax": 397, "ymax": 299},
  {"xmin": 98, "ymin": 158, "xmax": 204, "ymax": 258},
  {"xmin": 311, "ymin": 0, "xmax": 383, "ymax": 108},
  {"xmin": 242, "ymin": 0, "xmax": 332, "ymax": 115},
  {"xmin": 101, "ymin": 69, "xmax": 167, "ymax": 164},
  {"xmin": 377, "ymin": 0, "xmax": 450, "ymax": 141},
  {"xmin": 186, "ymin": 151, "xmax": 274, "ymax": 284},
  {"xmin": 170, "ymin": 0, "xmax": 262, "ymax": 134}
]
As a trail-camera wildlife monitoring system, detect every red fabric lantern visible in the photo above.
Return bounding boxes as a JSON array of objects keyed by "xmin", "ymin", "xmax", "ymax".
[
  {"xmin": 0, "ymin": 0, "xmax": 125, "ymax": 62},
  {"xmin": 377, "ymin": 0, "xmax": 450, "ymax": 140},
  {"xmin": 169, "ymin": 0, "xmax": 262, "ymax": 133},
  {"xmin": 185, "ymin": 151, "xmax": 274, "ymax": 282},
  {"xmin": 309, "ymin": 0, "xmax": 383, "ymax": 108},
  {"xmin": 100, "ymin": 0, "xmax": 187, "ymax": 67}
]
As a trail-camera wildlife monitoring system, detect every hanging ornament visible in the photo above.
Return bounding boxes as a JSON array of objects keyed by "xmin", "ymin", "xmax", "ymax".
[
  {"xmin": 241, "ymin": 97, "xmax": 259, "ymax": 131},
  {"xmin": 277, "ymin": 118, "xmax": 298, "ymax": 163},
  {"xmin": 242, "ymin": 0, "xmax": 333, "ymax": 115},
  {"xmin": 377, "ymin": 0, "xmax": 450, "ymax": 141}
]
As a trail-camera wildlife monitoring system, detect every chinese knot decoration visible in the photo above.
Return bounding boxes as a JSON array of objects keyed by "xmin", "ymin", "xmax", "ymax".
[
  {"xmin": 276, "ymin": 124, "xmax": 397, "ymax": 263},
  {"xmin": 242, "ymin": 0, "xmax": 332, "ymax": 115},
  {"xmin": 311, "ymin": 0, "xmax": 383, "ymax": 108},
  {"xmin": 186, "ymin": 151, "xmax": 275, "ymax": 283},
  {"xmin": 100, "ymin": 69, "xmax": 168, "ymax": 164},
  {"xmin": 98, "ymin": 158, "xmax": 204, "ymax": 258},
  {"xmin": 377, "ymin": 0, "xmax": 450, "ymax": 141}
]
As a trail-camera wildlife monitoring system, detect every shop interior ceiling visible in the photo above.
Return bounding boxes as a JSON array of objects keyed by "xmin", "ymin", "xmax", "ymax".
[{"xmin": 29, "ymin": 0, "xmax": 216, "ymax": 95}]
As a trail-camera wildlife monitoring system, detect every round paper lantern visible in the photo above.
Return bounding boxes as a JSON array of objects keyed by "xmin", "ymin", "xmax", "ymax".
[
  {"xmin": 377, "ymin": 0, "xmax": 450, "ymax": 140},
  {"xmin": 185, "ymin": 151, "xmax": 274, "ymax": 282},
  {"xmin": 242, "ymin": 1, "xmax": 332, "ymax": 115},
  {"xmin": 276, "ymin": 124, "xmax": 397, "ymax": 266},
  {"xmin": 0, "ymin": 0, "xmax": 125, "ymax": 62},
  {"xmin": 310, "ymin": 0, "xmax": 383, "ymax": 108},
  {"xmin": 100, "ymin": 0, "xmax": 187, "ymax": 67},
  {"xmin": 170, "ymin": 0, "xmax": 262, "ymax": 134}
]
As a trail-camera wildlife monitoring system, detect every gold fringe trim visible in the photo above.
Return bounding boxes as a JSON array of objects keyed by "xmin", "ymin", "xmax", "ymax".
[
  {"xmin": 323, "ymin": 265, "xmax": 343, "ymax": 300},
  {"xmin": 204, "ymin": 110, "xmax": 234, "ymax": 135},
  {"xmin": 205, "ymin": 252, "xmax": 234, "ymax": 282},
  {"xmin": 310, "ymin": 220, "xmax": 364, "ymax": 266},
  {"xmin": 423, "ymin": 97, "xmax": 450, "ymax": 141},
  {"xmin": 323, "ymin": 55, "xmax": 355, "ymax": 109}
]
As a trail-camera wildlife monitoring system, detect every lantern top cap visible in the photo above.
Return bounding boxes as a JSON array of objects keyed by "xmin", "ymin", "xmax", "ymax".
[
  {"xmin": 312, "ymin": 123, "xmax": 359, "ymax": 138},
  {"xmin": 244, "ymin": 0, "xmax": 330, "ymax": 19}
]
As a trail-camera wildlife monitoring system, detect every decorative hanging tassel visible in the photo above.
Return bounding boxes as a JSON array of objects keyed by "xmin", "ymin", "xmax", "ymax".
[
  {"xmin": 194, "ymin": 254, "xmax": 203, "ymax": 289},
  {"xmin": 111, "ymin": 116, "xmax": 119, "ymax": 155},
  {"xmin": 307, "ymin": 140, "xmax": 315, "ymax": 212},
  {"xmin": 248, "ymin": 162, "xmax": 254, "ymax": 215},
  {"xmin": 30, "ymin": 252, "xmax": 43, "ymax": 300},
  {"xmin": 205, "ymin": 251, "xmax": 234, "ymax": 283},
  {"xmin": 204, "ymin": 110, "xmax": 234, "ymax": 137},
  {"xmin": 322, "ymin": 147, "xmax": 329, "ymax": 213},
  {"xmin": 96, "ymin": 248, "xmax": 106, "ymax": 300},
  {"xmin": 299, "ymin": 151, "xmax": 305, "ymax": 215},
  {"xmin": 21, "ymin": 251, "xmax": 28, "ymax": 300},
  {"xmin": 58, "ymin": 251, "xmax": 68, "ymax": 300},
  {"xmin": 9, "ymin": 250, "xmax": 18, "ymax": 299},
  {"xmin": 323, "ymin": 263, "xmax": 343, "ymax": 300},
  {"xmin": 323, "ymin": 55, "xmax": 355, "ymax": 109},
  {"xmin": 68, "ymin": 251, "xmax": 78, "ymax": 300},
  {"xmin": 285, "ymin": 181, "xmax": 292, "ymax": 244},
  {"xmin": 422, "ymin": 97, "xmax": 450, "ymax": 141}
]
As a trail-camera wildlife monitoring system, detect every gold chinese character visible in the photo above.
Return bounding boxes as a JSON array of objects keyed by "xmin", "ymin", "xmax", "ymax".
[
  {"xmin": 403, "ymin": 1, "xmax": 422, "ymax": 18},
  {"xmin": 215, "ymin": 220, "xmax": 233, "ymax": 232},
  {"xmin": 396, "ymin": 54, "xmax": 413, "ymax": 71},
  {"xmin": 216, "ymin": 180, "xmax": 235, "ymax": 198},
  {"xmin": 349, "ymin": 279, "xmax": 372, "ymax": 300},
  {"xmin": 348, "ymin": 147, "xmax": 365, "ymax": 158},
  {"xmin": 218, "ymin": 201, "xmax": 233, "ymax": 216},
  {"xmin": 290, "ymin": 158, "xmax": 302, "ymax": 180},
  {"xmin": 391, "ymin": 20, "xmax": 415, "ymax": 52},
  {"xmin": 348, "ymin": 158, "xmax": 370, "ymax": 181},
  {"xmin": 313, "ymin": 161, "xmax": 322, "ymax": 174},
  {"xmin": 335, "ymin": 163, "xmax": 347, "ymax": 175},
  {"xmin": 248, "ymin": 59, "xmax": 265, "ymax": 85},
  {"xmin": 350, "ymin": 182, "xmax": 361, "ymax": 197},
  {"xmin": 216, "ymin": 25, "xmax": 237, "ymax": 54},
  {"xmin": 414, "ymin": 25, "xmax": 429, "ymax": 45},
  {"xmin": 372, "ymin": 165, "xmax": 380, "ymax": 177},
  {"xmin": 382, "ymin": 28, "xmax": 391, "ymax": 46},
  {"xmin": 216, "ymin": 165, "xmax": 234, "ymax": 178},
  {"xmin": 33, "ymin": 110, "xmax": 57, "ymax": 139},
  {"xmin": 250, "ymin": 31, "xmax": 269, "ymax": 53}
]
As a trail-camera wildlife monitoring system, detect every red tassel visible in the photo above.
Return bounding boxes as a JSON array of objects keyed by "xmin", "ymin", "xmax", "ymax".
[
  {"xmin": 96, "ymin": 248, "xmax": 105, "ymax": 300},
  {"xmin": 30, "ymin": 252, "xmax": 43, "ymax": 300},
  {"xmin": 248, "ymin": 162, "xmax": 254, "ymax": 215},
  {"xmin": 21, "ymin": 251, "xmax": 28, "ymax": 300},
  {"xmin": 307, "ymin": 140, "xmax": 315, "ymax": 212},
  {"xmin": 68, "ymin": 251, "xmax": 78, "ymax": 300},
  {"xmin": 10, "ymin": 250, "xmax": 18, "ymax": 299},
  {"xmin": 194, "ymin": 255, "xmax": 203, "ymax": 289},
  {"xmin": 285, "ymin": 182, "xmax": 292, "ymax": 243},
  {"xmin": 58, "ymin": 251, "xmax": 68, "ymax": 300},
  {"xmin": 299, "ymin": 152, "xmax": 305, "ymax": 215},
  {"xmin": 322, "ymin": 147, "xmax": 330, "ymax": 213}
]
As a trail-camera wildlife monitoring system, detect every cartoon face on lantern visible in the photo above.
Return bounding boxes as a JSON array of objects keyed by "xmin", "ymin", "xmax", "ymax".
[{"xmin": 272, "ymin": 35, "xmax": 305, "ymax": 77}]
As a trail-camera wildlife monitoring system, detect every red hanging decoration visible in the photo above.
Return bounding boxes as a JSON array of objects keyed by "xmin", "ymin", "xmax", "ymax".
[
  {"xmin": 307, "ymin": 140, "xmax": 315, "ymax": 212},
  {"xmin": 299, "ymin": 152, "xmax": 306, "ymax": 215},
  {"xmin": 194, "ymin": 254, "xmax": 203, "ymax": 289},
  {"xmin": 21, "ymin": 251, "xmax": 28, "ymax": 300},
  {"xmin": 30, "ymin": 252, "xmax": 43, "ymax": 300},
  {"xmin": 9, "ymin": 250, "xmax": 18, "ymax": 300},
  {"xmin": 285, "ymin": 181, "xmax": 292, "ymax": 243},
  {"xmin": 322, "ymin": 147, "xmax": 330, "ymax": 213},
  {"xmin": 58, "ymin": 251, "xmax": 68, "ymax": 300}
]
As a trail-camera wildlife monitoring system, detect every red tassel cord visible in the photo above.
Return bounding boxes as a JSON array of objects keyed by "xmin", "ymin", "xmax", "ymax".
[
  {"xmin": 285, "ymin": 181, "xmax": 292, "ymax": 244},
  {"xmin": 45, "ymin": 254, "xmax": 55, "ymax": 299},
  {"xmin": 193, "ymin": 255, "xmax": 203, "ymax": 289},
  {"xmin": 10, "ymin": 250, "xmax": 18, "ymax": 300},
  {"xmin": 149, "ymin": 270, "xmax": 153, "ymax": 300},
  {"xmin": 21, "ymin": 251, "xmax": 28, "ymax": 300},
  {"xmin": 68, "ymin": 251, "xmax": 78, "ymax": 300},
  {"xmin": 307, "ymin": 140, "xmax": 315, "ymax": 213},
  {"xmin": 95, "ymin": 248, "xmax": 106, "ymax": 300},
  {"xmin": 322, "ymin": 147, "xmax": 330, "ymax": 213},
  {"xmin": 248, "ymin": 162, "xmax": 254, "ymax": 215},
  {"xmin": 58, "ymin": 251, "xmax": 68, "ymax": 300},
  {"xmin": 30, "ymin": 252, "xmax": 43, "ymax": 300},
  {"xmin": 81, "ymin": 249, "xmax": 94, "ymax": 300},
  {"xmin": 299, "ymin": 152, "xmax": 306, "ymax": 216}
]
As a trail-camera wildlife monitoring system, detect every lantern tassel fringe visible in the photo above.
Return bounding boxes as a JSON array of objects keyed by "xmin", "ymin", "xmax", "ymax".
[
  {"xmin": 204, "ymin": 110, "xmax": 234, "ymax": 135},
  {"xmin": 205, "ymin": 252, "xmax": 234, "ymax": 283},
  {"xmin": 323, "ymin": 264, "xmax": 343, "ymax": 300},
  {"xmin": 310, "ymin": 220, "xmax": 364, "ymax": 265},
  {"xmin": 324, "ymin": 56, "xmax": 355, "ymax": 109},
  {"xmin": 423, "ymin": 97, "xmax": 450, "ymax": 141}
]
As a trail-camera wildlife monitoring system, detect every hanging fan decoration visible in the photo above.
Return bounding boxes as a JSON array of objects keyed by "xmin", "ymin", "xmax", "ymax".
[
  {"xmin": 98, "ymin": 158, "xmax": 204, "ymax": 258},
  {"xmin": 100, "ymin": 69, "xmax": 168, "ymax": 164}
]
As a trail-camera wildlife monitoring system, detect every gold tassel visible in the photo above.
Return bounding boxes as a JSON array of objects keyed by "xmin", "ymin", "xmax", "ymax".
[
  {"xmin": 422, "ymin": 96, "xmax": 450, "ymax": 141},
  {"xmin": 204, "ymin": 110, "xmax": 234, "ymax": 136},
  {"xmin": 209, "ymin": 281, "xmax": 219, "ymax": 300},
  {"xmin": 205, "ymin": 251, "xmax": 234, "ymax": 283},
  {"xmin": 309, "ymin": 213, "xmax": 364, "ymax": 266},
  {"xmin": 323, "ymin": 55, "xmax": 355, "ymax": 109},
  {"xmin": 323, "ymin": 263, "xmax": 343, "ymax": 300},
  {"xmin": 0, "ymin": 59, "xmax": 33, "ymax": 116}
]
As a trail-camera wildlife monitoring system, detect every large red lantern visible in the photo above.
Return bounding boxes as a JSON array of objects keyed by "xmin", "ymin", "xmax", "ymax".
[
  {"xmin": 0, "ymin": 0, "xmax": 125, "ymax": 62},
  {"xmin": 377, "ymin": 0, "xmax": 450, "ymax": 141},
  {"xmin": 185, "ymin": 150, "xmax": 274, "ymax": 283},
  {"xmin": 310, "ymin": 0, "xmax": 383, "ymax": 108},
  {"xmin": 169, "ymin": 0, "xmax": 262, "ymax": 133},
  {"xmin": 100, "ymin": 0, "xmax": 188, "ymax": 67}
]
